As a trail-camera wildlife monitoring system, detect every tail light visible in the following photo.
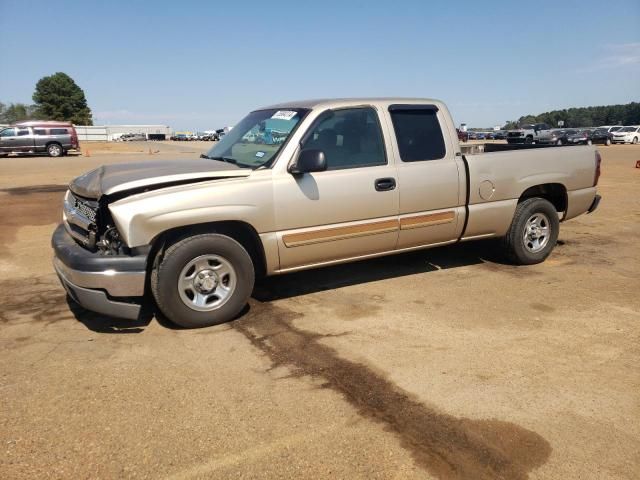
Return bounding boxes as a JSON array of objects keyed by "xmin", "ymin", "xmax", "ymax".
[{"xmin": 594, "ymin": 151, "xmax": 601, "ymax": 186}]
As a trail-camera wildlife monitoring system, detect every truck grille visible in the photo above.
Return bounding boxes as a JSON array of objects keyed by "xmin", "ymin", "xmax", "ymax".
[
  {"xmin": 70, "ymin": 195, "xmax": 97, "ymax": 222},
  {"xmin": 63, "ymin": 191, "xmax": 99, "ymax": 248},
  {"xmin": 508, "ymin": 131, "xmax": 523, "ymax": 137}
]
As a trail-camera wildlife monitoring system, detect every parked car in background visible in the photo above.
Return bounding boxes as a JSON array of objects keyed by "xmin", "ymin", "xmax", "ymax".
[
  {"xmin": 566, "ymin": 129, "xmax": 593, "ymax": 145},
  {"xmin": 493, "ymin": 131, "xmax": 508, "ymax": 140},
  {"xmin": 485, "ymin": 132, "xmax": 495, "ymax": 140},
  {"xmin": 0, "ymin": 121, "xmax": 79, "ymax": 157},
  {"xmin": 457, "ymin": 129, "xmax": 469, "ymax": 142},
  {"xmin": 507, "ymin": 123, "xmax": 552, "ymax": 144},
  {"xmin": 590, "ymin": 128, "xmax": 613, "ymax": 146},
  {"xmin": 475, "ymin": 132, "xmax": 486, "ymax": 140},
  {"xmin": 467, "ymin": 131, "xmax": 478, "ymax": 140},
  {"xmin": 120, "ymin": 133, "xmax": 147, "ymax": 142},
  {"xmin": 538, "ymin": 129, "xmax": 576, "ymax": 145},
  {"xmin": 611, "ymin": 126, "xmax": 640, "ymax": 144}
]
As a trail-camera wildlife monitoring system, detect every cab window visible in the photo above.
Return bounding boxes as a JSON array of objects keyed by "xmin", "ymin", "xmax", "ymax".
[
  {"xmin": 16, "ymin": 128, "xmax": 30, "ymax": 136},
  {"xmin": 0, "ymin": 128, "xmax": 16, "ymax": 137},
  {"xmin": 301, "ymin": 107, "xmax": 386, "ymax": 170},
  {"xmin": 389, "ymin": 108, "xmax": 446, "ymax": 162}
]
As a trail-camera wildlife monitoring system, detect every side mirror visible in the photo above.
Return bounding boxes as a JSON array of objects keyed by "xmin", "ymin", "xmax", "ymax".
[{"xmin": 289, "ymin": 149, "xmax": 327, "ymax": 175}]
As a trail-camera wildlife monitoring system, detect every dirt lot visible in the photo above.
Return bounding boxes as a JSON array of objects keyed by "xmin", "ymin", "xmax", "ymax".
[{"xmin": 1, "ymin": 143, "xmax": 639, "ymax": 479}]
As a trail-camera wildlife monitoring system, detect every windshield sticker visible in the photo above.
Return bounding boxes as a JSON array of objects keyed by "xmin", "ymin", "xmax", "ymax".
[
  {"xmin": 271, "ymin": 110, "xmax": 298, "ymax": 121},
  {"xmin": 255, "ymin": 151, "xmax": 265, "ymax": 158}
]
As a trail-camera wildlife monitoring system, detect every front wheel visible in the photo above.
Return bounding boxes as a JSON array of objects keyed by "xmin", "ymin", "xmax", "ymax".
[
  {"xmin": 151, "ymin": 234, "xmax": 255, "ymax": 328},
  {"xmin": 605, "ymin": 138, "xmax": 611, "ymax": 146},
  {"xmin": 633, "ymin": 137, "xmax": 638, "ymax": 145},
  {"xmin": 587, "ymin": 139, "xmax": 593, "ymax": 146},
  {"xmin": 47, "ymin": 143, "xmax": 63, "ymax": 157},
  {"xmin": 501, "ymin": 198, "xmax": 559, "ymax": 265}
]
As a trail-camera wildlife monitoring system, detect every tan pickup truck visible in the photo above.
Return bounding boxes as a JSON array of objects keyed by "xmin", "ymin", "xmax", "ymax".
[{"xmin": 52, "ymin": 98, "xmax": 601, "ymax": 328}]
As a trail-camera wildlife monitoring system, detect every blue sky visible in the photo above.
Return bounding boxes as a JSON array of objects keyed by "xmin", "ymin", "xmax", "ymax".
[{"xmin": 1, "ymin": 0, "xmax": 638, "ymax": 130}]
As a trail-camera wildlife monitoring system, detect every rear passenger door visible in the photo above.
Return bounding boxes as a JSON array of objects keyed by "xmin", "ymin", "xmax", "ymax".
[{"xmin": 386, "ymin": 105, "xmax": 463, "ymax": 249}]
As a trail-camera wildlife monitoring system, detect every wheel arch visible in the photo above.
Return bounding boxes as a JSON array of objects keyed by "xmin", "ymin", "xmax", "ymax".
[
  {"xmin": 149, "ymin": 220, "xmax": 267, "ymax": 278},
  {"xmin": 518, "ymin": 183, "xmax": 568, "ymax": 218}
]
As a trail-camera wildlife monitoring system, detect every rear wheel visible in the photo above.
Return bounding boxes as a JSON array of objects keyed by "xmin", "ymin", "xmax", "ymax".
[
  {"xmin": 501, "ymin": 198, "xmax": 559, "ymax": 265},
  {"xmin": 605, "ymin": 138, "xmax": 611, "ymax": 146},
  {"xmin": 47, "ymin": 143, "xmax": 63, "ymax": 157},
  {"xmin": 633, "ymin": 137, "xmax": 638, "ymax": 145},
  {"xmin": 151, "ymin": 234, "xmax": 255, "ymax": 328},
  {"xmin": 556, "ymin": 139, "xmax": 563, "ymax": 145}
]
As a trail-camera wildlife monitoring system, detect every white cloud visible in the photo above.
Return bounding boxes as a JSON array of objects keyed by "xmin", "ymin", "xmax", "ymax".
[{"xmin": 581, "ymin": 43, "xmax": 640, "ymax": 71}]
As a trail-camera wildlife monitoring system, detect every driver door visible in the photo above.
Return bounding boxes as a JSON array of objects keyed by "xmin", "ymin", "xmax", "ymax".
[{"xmin": 273, "ymin": 107, "xmax": 399, "ymax": 271}]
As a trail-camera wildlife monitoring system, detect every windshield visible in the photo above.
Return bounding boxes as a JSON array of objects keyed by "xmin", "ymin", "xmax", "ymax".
[
  {"xmin": 203, "ymin": 108, "xmax": 309, "ymax": 169},
  {"xmin": 619, "ymin": 127, "xmax": 637, "ymax": 132}
]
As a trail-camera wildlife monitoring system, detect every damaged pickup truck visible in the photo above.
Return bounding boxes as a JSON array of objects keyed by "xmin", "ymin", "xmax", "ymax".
[{"xmin": 52, "ymin": 98, "xmax": 602, "ymax": 328}]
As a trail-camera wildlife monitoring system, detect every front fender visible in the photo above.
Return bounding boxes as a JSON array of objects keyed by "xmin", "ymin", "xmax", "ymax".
[{"xmin": 108, "ymin": 174, "xmax": 275, "ymax": 247}]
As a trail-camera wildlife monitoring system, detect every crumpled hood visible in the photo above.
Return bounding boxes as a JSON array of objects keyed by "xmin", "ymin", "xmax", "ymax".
[{"xmin": 69, "ymin": 159, "xmax": 250, "ymax": 199}]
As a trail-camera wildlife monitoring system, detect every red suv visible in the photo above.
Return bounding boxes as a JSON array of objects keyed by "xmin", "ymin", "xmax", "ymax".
[{"xmin": 0, "ymin": 120, "xmax": 80, "ymax": 157}]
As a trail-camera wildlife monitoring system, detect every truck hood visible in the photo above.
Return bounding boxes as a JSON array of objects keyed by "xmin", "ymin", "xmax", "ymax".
[{"xmin": 69, "ymin": 159, "xmax": 251, "ymax": 199}]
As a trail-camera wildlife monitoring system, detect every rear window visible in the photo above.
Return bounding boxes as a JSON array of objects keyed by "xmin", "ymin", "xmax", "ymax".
[
  {"xmin": 389, "ymin": 108, "xmax": 446, "ymax": 162},
  {"xmin": 50, "ymin": 128, "xmax": 68, "ymax": 135}
]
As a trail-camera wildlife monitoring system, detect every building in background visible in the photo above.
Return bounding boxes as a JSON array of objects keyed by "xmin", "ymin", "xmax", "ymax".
[{"xmin": 74, "ymin": 124, "xmax": 171, "ymax": 141}]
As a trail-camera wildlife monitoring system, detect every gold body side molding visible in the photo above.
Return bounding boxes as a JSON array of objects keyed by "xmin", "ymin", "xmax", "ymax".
[
  {"xmin": 400, "ymin": 211, "xmax": 455, "ymax": 230},
  {"xmin": 283, "ymin": 219, "xmax": 399, "ymax": 248}
]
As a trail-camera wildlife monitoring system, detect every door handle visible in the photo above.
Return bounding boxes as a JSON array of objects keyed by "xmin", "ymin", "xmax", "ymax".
[{"xmin": 374, "ymin": 177, "xmax": 396, "ymax": 192}]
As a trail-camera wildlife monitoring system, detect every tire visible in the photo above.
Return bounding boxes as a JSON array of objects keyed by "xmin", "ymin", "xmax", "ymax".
[
  {"xmin": 633, "ymin": 137, "xmax": 638, "ymax": 145},
  {"xmin": 605, "ymin": 138, "xmax": 611, "ymax": 146},
  {"xmin": 47, "ymin": 143, "xmax": 63, "ymax": 157},
  {"xmin": 525, "ymin": 136, "xmax": 533, "ymax": 144},
  {"xmin": 501, "ymin": 198, "xmax": 559, "ymax": 265},
  {"xmin": 151, "ymin": 234, "xmax": 255, "ymax": 328},
  {"xmin": 587, "ymin": 139, "xmax": 592, "ymax": 146},
  {"xmin": 556, "ymin": 139, "xmax": 563, "ymax": 145}
]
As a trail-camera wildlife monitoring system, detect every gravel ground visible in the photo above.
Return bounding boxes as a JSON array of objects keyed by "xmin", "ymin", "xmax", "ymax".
[{"xmin": 0, "ymin": 143, "xmax": 638, "ymax": 479}]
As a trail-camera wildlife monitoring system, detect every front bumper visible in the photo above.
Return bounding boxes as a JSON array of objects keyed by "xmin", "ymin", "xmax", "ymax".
[{"xmin": 52, "ymin": 224, "xmax": 147, "ymax": 319}]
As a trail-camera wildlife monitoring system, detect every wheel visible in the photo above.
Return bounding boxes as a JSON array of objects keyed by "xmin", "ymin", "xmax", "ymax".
[
  {"xmin": 633, "ymin": 137, "xmax": 638, "ymax": 145},
  {"xmin": 501, "ymin": 198, "xmax": 559, "ymax": 265},
  {"xmin": 587, "ymin": 139, "xmax": 592, "ymax": 146},
  {"xmin": 605, "ymin": 138, "xmax": 611, "ymax": 146},
  {"xmin": 525, "ymin": 136, "xmax": 533, "ymax": 144},
  {"xmin": 556, "ymin": 139, "xmax": 563, "ymax": 145},
  {"xmin": 47, "ymin": 143, "xmax": 63, "ymax": 157},
  {"xmin": 151, "ymin": 234, "xmax": 254, "ymax": 328}
]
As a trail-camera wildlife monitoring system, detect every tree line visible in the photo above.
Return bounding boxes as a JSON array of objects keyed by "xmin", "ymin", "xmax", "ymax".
[
  {"xmin": 503, "ymin": 102, "xmax": 640, "ymax": 130},
  {"xmin": 0, "ymin": 72, "xmax": 93, "ymax": 125}
]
